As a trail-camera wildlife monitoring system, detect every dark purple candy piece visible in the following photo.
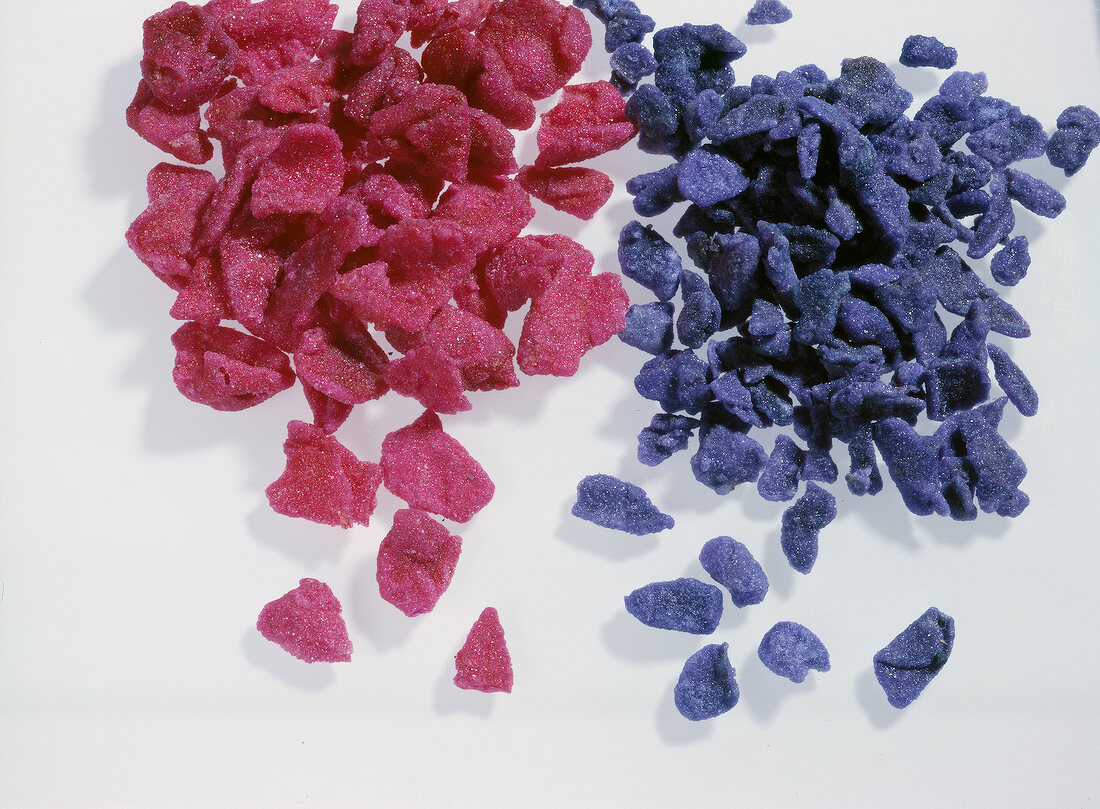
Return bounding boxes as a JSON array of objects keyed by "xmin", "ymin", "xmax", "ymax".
[
  {"xmin": 779, "ymin": 482, "xmax": 837, "ymax": 573},
  {"xmin": 677, "ymin": 148, "xmax": 749, "ymax": 207},
  {"xmin": 988, "ymin": 344, "xmax": 1037, "ymax": 417},
  {"xmin": 699, "ymin": 535, "xmax": 768, "ymax": 607},
  {"xmin": 618, "ymin": 221, "xmax": 683, "ymax": 301},
  {"xmin": 899, "ymin": 35, "xmax": 958, "ymax": 70},
  {"xmin": 746, "ymin": 0, "xmax": 792, "ymax": 25},
  {"xmin": 635, "ymin": 349, "xmax": 711, "ymax": 414},
  {"xmin": 873, "ymin": 607, "xmax": 954, "ymax": 709},
  {"xmin": 620, "ymin": 302, "xmax": 675, "ymax": 355},
  {"xmin": 989, "ymin": 236, "xmax": 1030, "ymax": 287},
  {"xmin": 638, "ymin": 413, "xmax": 700, "ymax": 466},
  {"xmin": 677, "ymin": 269, "xmax": 723, "ymax": 349},
  {"xmin": 758, "ymin": 621, "xmax": 831, "ymax": 682},
  {"xmin": 691, "ymin": 425, "xmax": 767, "ymax": 494},
  {"xmin": 625, "ymin": 577, "xmax": 723, "ymax": 633},
  {"xmin": 757, "ymin": 434, "xmax": 804, "ymax": 502},
  {"xmin": 1046, "ymin": 105, "xmax": 1100, "ymax": 176},
  {"xmin": 572, "ymin": 474, "xmax": 674, "ymax": 535},
  {"xmin": 674, "ymin": 643, "xmax": 739, "ymax": 720},
  {"xmin": 1004, "ymin": 169, "xmax": 1066, "ymax": 218}
]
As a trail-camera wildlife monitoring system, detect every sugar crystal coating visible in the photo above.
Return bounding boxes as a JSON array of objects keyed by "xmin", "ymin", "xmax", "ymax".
[
  {"xmin": 873, "ymin": 607, "xmax": 955, "ymax": 708},
  {"xmin": 757, "ymin": 621, "xmax": 831, "ymax": 682},
  {"xmin": 899, "ymin": 35, "xmax": 958, "ymax": 70},
  {"xmin": 256, "ymin": 578, "xmax": 353, "ymax": 663},
  {"xmin": 746, "ymin": 0, "xmax": 792, "ymax": 26},
  {"xmin": 266, "ymin": 420, "xmax": 383, "ymax": 528},
  {"xmin": 624, "ymin": 578, "xmax": 723, "ymax": 634},
  {"xmin": 572, "ymin": 473, "xmax": 674, "ymax": 535},
  {"xmin": 381, "ymin": 410, "xmax": 494, "ymax": 523},
  {"xmin": 698, "ymin": 536, "xmax": 768, "ymax": 607},
  {"xmin": 454, "ymin": 607, "xmax": 513, "ymax": 693},
  {"xmin": 517, "ymin": 165, "xmax": 615, "ymax": 220},
  {"xmin": 674, "ymin": 643, "xmax": 739, "ymax": 721},
  {"xmin": 377, "ymin": 509, "xmax": 463, "ymax": 617},
  {"xmin": 780, "ymin": 483, "xmax": 837, "ymax": 574}
]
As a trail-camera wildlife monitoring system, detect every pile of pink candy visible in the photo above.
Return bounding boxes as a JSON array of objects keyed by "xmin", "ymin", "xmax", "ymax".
[{"xmin": 126, "ymin": 0, "xmax": 637, "ymax": 691}]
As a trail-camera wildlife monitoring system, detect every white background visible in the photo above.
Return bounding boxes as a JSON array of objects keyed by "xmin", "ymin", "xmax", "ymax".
[{"xmin": 2, "ymin": 0, "xmax": 1100, "ymax": 806}]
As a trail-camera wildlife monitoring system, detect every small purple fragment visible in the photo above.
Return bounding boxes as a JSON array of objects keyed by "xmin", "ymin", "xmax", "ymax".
[
  {"xmin": 625, "ymin": 577, "xmax": 723, "ymax": 634},
  {"xmin": 757, "ymin": 434, "xmax": 804, "ymax": 502},
  {"xmin": 746, "ymin": 0, "xmax": 792, "ymax": 26},
  {"xmin": 674, "ymin": 643, "xmax": 739, "ymax": 720},
  {"xmin": 691, "ymin": 425, "xmax": 767, "ymax": 494},
  {"xmin": 617, "ymin": 221, "xmax": 683, "ymax": 301},
  {"xmin": 873, "ymin": 607, "xmax": 955, "ymax": 709},
  {"xmin": 620, "ymin": 302, "xmax": 675, "ymax": 355},
  {"xmin": 899, "ymin": 35, "xmax": 958, "ymax": 70},
  {"xmin": 572, "ymin": 473, "xmax": 674, "ymax": 535},
  {"xmin": 1046, "ymin": 105, "xmax": 1100, "ymax": 176},
  {"xmin": 780, "ymin": 482, "xmax": 837, "ymax": 574},
  {"xmin": 699, "ymin": 535, "xmax": 768, "ymax": 607},
  {"xmin": 988, "ymin": 344, "xmax": 1038, "ymax": 417},
  {"xmin": 677, "ymin": 148, "xmax": 749, "ymax": 207},
  {"xmin": 638, "ymin": 413, "xmax": 699, "ymax": 466},
  {"xmin": 757, "ymin": 621, "xmax": 830, "ymax": 683},
  {"xmin": 1004, "ymin": 169, "xmax": 1066, "ymax": 218},
  {"xmin": 989, "ymin": 236, "xmax": 1030, "ymax": 287}
]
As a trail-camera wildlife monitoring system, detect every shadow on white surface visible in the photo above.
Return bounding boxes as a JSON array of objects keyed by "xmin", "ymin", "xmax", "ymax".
[
  {"xmin": 600, "ymin": 610, "xmax": 700, "ymax": 664},
  {"xmin": 432, "ymin": 665, "xmax": 495, "ymax": 718},
  {"xmin": 762, "ymin": 524, "xmax": 797, "ymax": 599},
  {"xmin": 654, "ymin": 681, "xmax": 716, "ymax": 745},
  {"xmin": 555, "ymin": 497, "xmax": 661, "ymax": 561},
  {"xmin": 737, "ymin": 649, "xmax": 817, "ymax": 724},
  {"xmin": 240, "ymin": 627, "xmax": 337, "ymax": 691},
  {"xmin": 347, "ymin": 554, "xmax": 420, "ymax": 652},
  {"xmin": 855, "ymin": 667, "xmax": 904, "ymax": 730},
  {"xmin": 246, "ymin": 504, "xmax": 353, "ymax": 567}
]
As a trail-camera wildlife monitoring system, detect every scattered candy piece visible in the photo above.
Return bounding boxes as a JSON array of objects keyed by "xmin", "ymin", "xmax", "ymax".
[
  {"xmin": 873, "ymin": 607, "xmax": 955, "ymax": 708},
  {"xmin": 256, "ymin": 578, "xmax": 353, "ymax": 663},
  {"xmin": 780, "ymin": 483, "xmax": 837, "ymax": 574},
  {"xmin": 376, "ymin": 509, "xmax": 463, "ymax": 617},
  {"xmin": 380, "ymin": 410, "xmax": 495, "ymax": 523},
  {"xmin": 746, "ymin": 0, "xmax": 792, "ymax": 26},
  {"xmin": 698, "ymin": 536, "xmax": 768, "ymax": 607},
  {"xmin": 899, "ymin": 35, "xmax": 958, "ymax": 69},
  {"xmin": 757, "ymin": 621, "xmax": 831, "ymax": 683},
  {"xmin": 674, "ymin": 642, "xmax": 739, "ymax": 720},
  {"xmin": 625, "ymin": 578, "xmax": 723, "ymax": 634},
  {"xmin": 454, "ymin": 607, "xmax": 514, "ymax": 693},
  {"xmin": 572, "ymin": 473, "xmax": 674, "ymax": 535},
  {"xmin": 517, "ymin": 165, "xmax": 615, "ymax": 220}
]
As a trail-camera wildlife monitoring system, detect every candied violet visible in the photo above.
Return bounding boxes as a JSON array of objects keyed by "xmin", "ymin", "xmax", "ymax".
[
  {"xmin": 758, "ymin": 621, "xmax": 830, "ymax": 683},
  {"xmin": 873, "ymin": 607, "xmax": 954, "ymax": 708},
  {"xmin": 674, "ymin": 643, "xmax": 739, "ymax": 721},
  {"xmin": 988, "ymin": 344, "xmax": 1038, "ymax": 417},
  {"xmin": 620, "ymin": 302, "xmax": 675, "ymax": 355},
  {"xmin": 572, "ymin": 473, "xmax": 674, "ymax": 535},
  {"xmin": 746, "ymin": 0, "xmax": 792, "ymax": 26},
  {"xmin": 699, "ymin": 536, "xmax": 768, "ymax": 607},
  {"xmin": 691, "ymin": 425, "xmax": 767, "ymax": 495},
  {"xmin": 1047, "ymin": 105, "xmax": 1100, "ymax": 176},
  {"xmin": 618, "ymin": 221, "xmax": 683, "ymax": 301},
  {"xmin": 625, "ymin": 578, "xmax": 723, "ymax": 634},
  {"xmin": 899, "ymin": 35, "xmax": 957, "ymax": 70},
  {"xmin": 780, "ymin": 482, "xmax": 836, "ymax": 573},
  {"xmin": 638, "ymin": 413, "xmax": 699, "ymax": 466}
]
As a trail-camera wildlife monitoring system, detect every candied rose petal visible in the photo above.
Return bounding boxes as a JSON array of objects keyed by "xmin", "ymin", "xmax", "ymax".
[
  {"xmin": 431, "ymin": 176, "xmax": 535, "ymax": 254},
  {"xmin": 350, "ymin": 0, "xmax": 410, "ymax": 67},
  {"xmin": 251, "ymin": 123, "xmax": 345, "ymax": 218},
  {"xmin": 454, "ymin": 607, "xmax": 513, "ymax": 693},
  {"xmin": 376, "ymin": 508, "xmax": 463, "ymax": 616},
  {"xmin": 366, "ymin": 83, "xmax": 472, "ymax": 183},
  {"xmin": 293, "ymin": 320, "xmax": 389, "ymax": 405},
  {"xmin": 171, "ymin": 321, "xmax": 295, "ymax": 410},
  {"xmin": 469, "ymin": 108, "xmax": 519, "ymax": 177},
  {"xmin": 127, "ymin": 162, "xmax": 217, "ymax": 290},
  {"xmin": 483, "ymin": 233, "xmax": 585, "ymax": 312},
  {"xmin": 256, "ymin": 578, "xmax": 353, "ymax": 663},
  {"xmin": 266, "ymin": 419, "xmax": 383, "ymax": 527},
  {"xmin": 203, "ymin": 82, "xmax": 293, "ymax": 166},
  {"xmin": 534, "ymin": 80, "xmax": 636, "ymax": 168},
  {"xmin": 256, "ymin": 59, "xmax": 339, "ymax": 113},
  {"xmin": 384, "ymin": 344, "xmax": 472, "ymax": 414},
  {"xmin": 518, "ymin": 254, "xmax": 629, "ymax": 377},
  {"xmin": 380, "ymin": 410, "xmax": 494, "ymax": 522},
  {"xmin": 141, "ymin": 2, "xmax": 238, "ymax": 111},
  {"xmin": 408, "ymin": 0, "xmax": 494, "ymax": 48},
  {"xmin": 420, "ymin": 30, "xmax": 536, "ymax": 130},
  {"xmin": 478, "ymin": 0, "xmax": 591, "ymax": 100},
  {"xmin": 168, "ymin": 253, "xmax": 230, "ymax": 325},
  {"xmin": 425, "ymin": 305, "xmax": 518, "ymax": 391},
  {"xmin": 517, "ymin": 165, "xmax": 614, "ymax": 220},
  {"xmin": 331, "ymin": 218, "xmax": 478, "ymax": 333},
  {"xmin": 195, "ymin": 132, "xmax": 282, "ymax": 251},
  {"xmin": 127, "ymin": 80, "xmax": 213, "ymax": 164},
  {"xmin": 214, "ymin": 0, "xmax": 338, "ymax": 84},
  {"xmin": 218, "ymin": 227, "xmax": 282, "ymax": 329},
  {"xmin": 452, "ymin": 264, "xmax": 509, "ymax": 329},
  {"xmin": 344, "ymin": 48, "xmax": 424, "ymax": 125}
]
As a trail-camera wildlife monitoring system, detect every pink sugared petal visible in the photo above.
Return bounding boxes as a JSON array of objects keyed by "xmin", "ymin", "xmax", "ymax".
[
  {"xmin": 257, "ymin": 578, "xmax": 353, "ymax": 663},
  {"xmin": 453, "ymin": 607, "xmax": 512, "ymax": 692},
  {"xmin": 376, "ymin": 508, "xmax": 462, "ymax": 617}
]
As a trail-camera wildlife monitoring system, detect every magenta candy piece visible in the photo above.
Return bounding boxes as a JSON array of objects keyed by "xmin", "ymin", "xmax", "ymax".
[
  {"xmin": 377, "ymin": 509, "xmax": 463, "ymax": 617},
  {"xmin": 454, "ymin": 607, "xmax": 513, "ymax": 692},
  {"xmin": 256, "ymin": 578, "xmax": 353, "ymax": 663}
]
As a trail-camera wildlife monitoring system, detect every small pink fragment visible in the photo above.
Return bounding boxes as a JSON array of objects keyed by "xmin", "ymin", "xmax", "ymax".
[
  {"xmin": 168, "ymin": 253, "xmax": 230, "ymax": 326},
  {"xmin": 218, "ymin": 229, "xmax": 282, "ymax": 330},
  {"xmin": 380, "ymin": 410, "xmax": 494, "ymax": 522},
  {"xmin": 171, "ymin": 321, "xmax": 295, "ymax": 410},
  {"xmin": 350, "ymin": 0, "xmax": 411, "ymax": 67},
  {"xmin": 293, "ymin": 320, "xmax": 389, "ymax": 405},
  {"xmin": 408, "ymin": 0, "xmax": 494, "ymax": 48},
  {"xmin": 141, "ymin": 2, "xmax": 238, "ymax": 111},
  {"xmin": 266, "ymin": 419, "xmax": 383, "ymax": 527},
  {"xmin": 482, "ymin": 233, "xmax": 585, "ymax": 312},
  {"xmin": 366, "ymin": 84, "xmax": 472, "ymax": 183},
  {"xmin": 431, "ymin": 176, "xmax": 535, "ymax": 255},
  {"xmin": 534, "ymin": 81, "xmax": 636, "ymax": 168},
  {"xmin": 517, "ymin": 165, "xmax": 614, "ymax": 220},
  {"xmin": 478, "ymin": 0, "xmax": 591, "ymax": 100},
  {"xmin": 453, "ymin": 607, "xmax": 513, "ymax": 693},
  {"xmin": 251, "ymin": 123, "xmax": 345, "ymax": 218},
  {"xmin": 425, "ymin": 305, "xmax": 518, "ymax": 391},
  {"xmin": 376, "ymin": 508, "xmax": 462, "ymax": 617},
  {"xmin": 126, "ymin": 80, "xmax": 213, "ymax": 165},
  {"xmin": 257, "ymin": 577, "xmax": 353, "ymax": 663},
  {"xmin": 257, "ymin": 60, "xmax": 339, "ymax": 113},
  {"xmin": 384, "ymin": 344, "xmax": 472, "ymax": 414},
  {"xmin": 518, "ymin": 256, "xmax": 630, "ymax": 377},
  {"xmin": 301, "ymin": 379, "xmax": 355, "ymax": 434},
  {"xmin": 214, "ymin": 0, "xmax": 338, "ymax": 84},
  {"xmin": 469, "ymin": 108, "xmax": 519, "ymax": 178}
]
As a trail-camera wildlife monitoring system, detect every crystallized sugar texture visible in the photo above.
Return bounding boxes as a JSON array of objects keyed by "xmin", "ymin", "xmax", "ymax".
[
  {"xmin": 757, "ymin": 621, "xmax": 830, "ymax": 683},
  {"xmin": 454, "ymin": 607, "xmax": 514, "ymax": 693},
  {"xmin": 674, "ymin": 642, "xmax": 739, "ymax": 720},
  {"xmin": 257, "ymin": 578, "xmax": 353, "ymax": 663},
  {"xmin": 874, "ymin": 607, "xmax": 955, "ymax": 708},
  {"xmin": 625, "ymin": 578, "xmax": 723, "ymax": 634},
  {"xmin": 376, "ymin": 509, "xmax": 463, "ymax": 617},
  {"xmin": 572, "ymin": 473, "xmax": 674, "ymax": 535}
]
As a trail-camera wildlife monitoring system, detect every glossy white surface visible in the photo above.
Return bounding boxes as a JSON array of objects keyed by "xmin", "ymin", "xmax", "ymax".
[{"xmin": 2, "ymin": 0, "xmax": 1099, "ymax": 806}]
